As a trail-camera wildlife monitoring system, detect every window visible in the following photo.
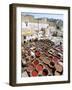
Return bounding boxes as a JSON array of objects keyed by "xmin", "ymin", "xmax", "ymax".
[
  {"xmin": 24, "ymin": 36, "xmax": 26, "ymax": 39},
  {"xmin": 25, "ymin": 21, "xmax": 28, "ymax": 26}
]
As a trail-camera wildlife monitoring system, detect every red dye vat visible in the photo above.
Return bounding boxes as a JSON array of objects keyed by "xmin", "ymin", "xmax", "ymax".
[
  {"xmin": 32, "ymin": 70, "xmax": 38, "ymax": 76},
  {"xmin": 53, "ymin": 56, "xmax": 59, "ymax": 63},
  {"xmin": 33, "ymin": 60, "xmax": 39, "ymax": 66},
  {"xmin": 36, "ymin": 64, "xmax": 43, "ymax": 71},
  {"xmin": 35, "ymin": 50, "xmax": 40, "ymax": 57}
]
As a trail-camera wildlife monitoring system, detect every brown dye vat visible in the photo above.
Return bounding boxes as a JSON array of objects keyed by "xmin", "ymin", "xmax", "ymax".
[
  {"xmin": 50, "ymin": 62, "xmax": 55, "ymax": 67},
  {"xmin": 39, "ymin": 55, "xmax": 50, "ymax": 65},
  {"xmin": 55, "ymin": 64, "xmax": 63, "ymax": 72},
  {"xmin": 48, "ymin": 61, "xmax": 55, "ymax": 70},
  {"xmin": 42, "ymin": 69, "xmax": 48, "ymax": 76}
]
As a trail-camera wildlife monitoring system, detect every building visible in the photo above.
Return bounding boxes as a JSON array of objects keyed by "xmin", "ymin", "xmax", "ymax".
[{"xmin": 21, "ymin": 14, "xmax": 63, "ymax": 45}]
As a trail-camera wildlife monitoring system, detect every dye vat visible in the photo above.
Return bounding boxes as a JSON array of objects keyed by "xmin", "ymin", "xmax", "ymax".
[
  {"xmin": 35, "ymin": 50, "xmax": 40, "ymax": 57},
  {"xmin": 32, "ymin": 69, "xmax": 38, "ymax": 76},
  {"xmin": 42, "ymin": 69, "xmax": 48, "ymax": 76},
  {"xmin": 33, "ymin": 60, "xmax": 39, "ymax": 67},
  {"xmin": 36, "ymin": 64, "xmax": 43, "ymax": 71}
]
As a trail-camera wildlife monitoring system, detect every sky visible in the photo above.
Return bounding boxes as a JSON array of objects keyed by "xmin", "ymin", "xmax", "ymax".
[{"xmin": 22, "ymin": 12, "xmax": 63, "ymax": 21}]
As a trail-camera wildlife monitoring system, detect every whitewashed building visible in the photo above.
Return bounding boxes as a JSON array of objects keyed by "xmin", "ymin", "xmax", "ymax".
[
  {"xmin": 21, "ymin": 15, "xmax": 50, "ymax": 43},
  {"xmin": 21, "ymin": 15, "xmax": 63, "ymax": 45}
]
